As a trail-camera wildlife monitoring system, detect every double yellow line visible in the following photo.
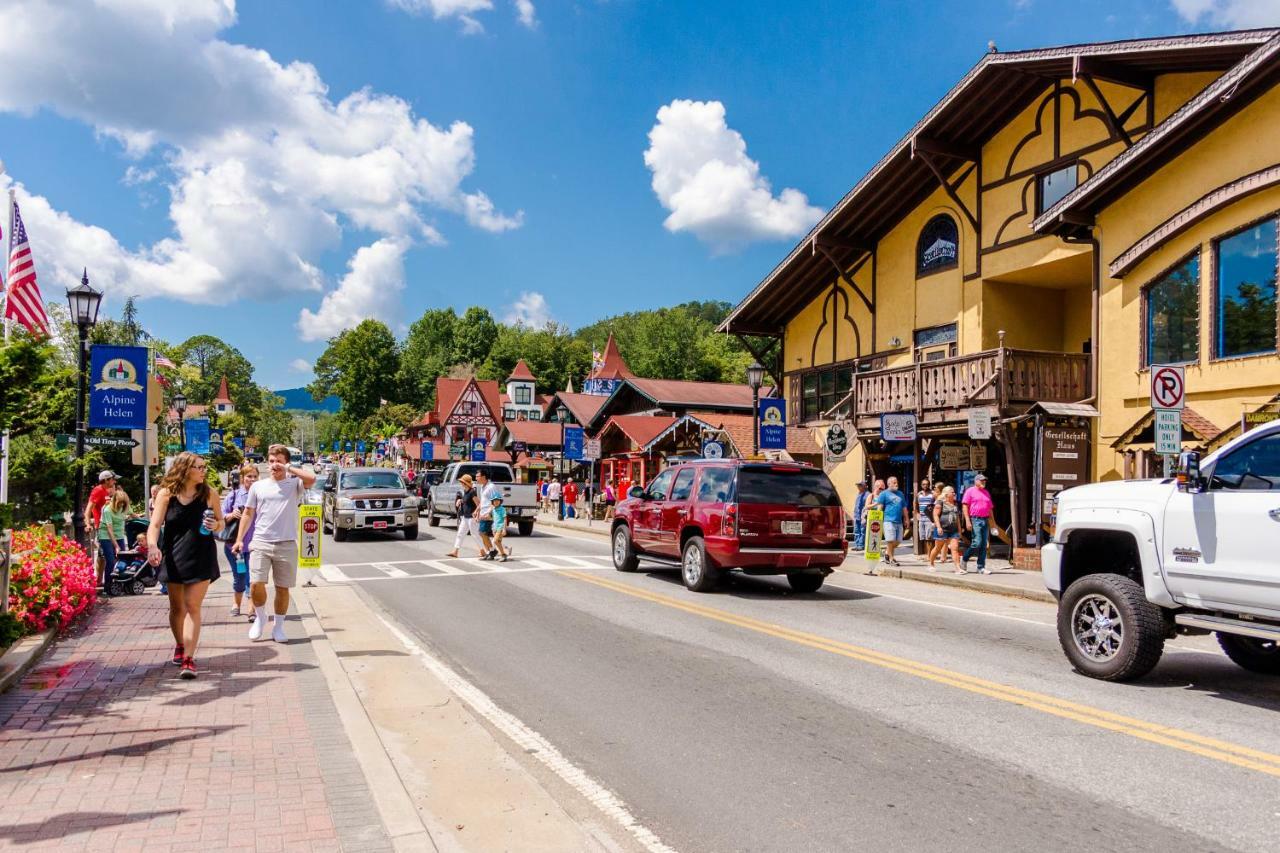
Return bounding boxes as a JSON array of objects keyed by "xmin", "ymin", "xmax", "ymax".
[{"xmin": 561, "ymin": 570, "xmax": 1280, "ymax": 778}]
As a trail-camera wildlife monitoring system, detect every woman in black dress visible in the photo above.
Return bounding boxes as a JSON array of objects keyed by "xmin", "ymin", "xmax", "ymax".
[{"xmin": 147, "ymin": 452, "xmax": 223, "ymax": 679}]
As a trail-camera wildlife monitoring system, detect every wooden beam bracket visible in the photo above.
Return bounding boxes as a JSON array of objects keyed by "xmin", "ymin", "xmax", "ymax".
[
  {"xmin": 812, "ymin": 243, "xmax": 874, "ymax": 314},
  {"xmin": 913, "ymin": 146, "xmax": 980, "ymax": 232}
]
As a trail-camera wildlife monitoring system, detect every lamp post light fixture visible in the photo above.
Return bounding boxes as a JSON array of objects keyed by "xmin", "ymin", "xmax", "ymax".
[
  {"xmin": 746, "ymin": 361, "xmax": 765, "ymax": 456},
  {"xmin": 173, "ymin": 391, "xmax": 188, "ymax": 451},
  {"xmin": 66, "ymin": 270, "xmax": 103, "ymax": 549},
  {"xmin": 556, "ymin": 404, "xmax": 570, "ymax": 476}
]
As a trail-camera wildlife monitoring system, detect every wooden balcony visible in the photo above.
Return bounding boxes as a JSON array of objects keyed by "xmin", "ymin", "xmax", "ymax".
[{"xmin": 853, "ymin": 348, "xmax": 1089, "ymax": 432}]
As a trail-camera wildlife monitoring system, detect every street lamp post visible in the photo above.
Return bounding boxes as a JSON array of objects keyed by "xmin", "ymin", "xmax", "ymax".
[
  {"xmin": 66, "ymin": 271, "xmax": 102, "ymax": 549},
  {"xmin": 557, "ymin": 404, "xmax": 569, "ymax": 519},
  {"xmin": 173, "ymin": 392, "xmax": 188, "ymax": 451},
  {"xmin": 746, "ymin": 362, "xmax": 765, "ymax": 456}
]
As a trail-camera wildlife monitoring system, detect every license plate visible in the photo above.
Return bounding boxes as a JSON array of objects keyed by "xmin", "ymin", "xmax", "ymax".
[
  {"xmin": 372, "ymin": 521, "xmax": 388, "ymax": 529},
  {"xmin": 781, "ymin": 520, "xmax": 804, "ymax": 535}
]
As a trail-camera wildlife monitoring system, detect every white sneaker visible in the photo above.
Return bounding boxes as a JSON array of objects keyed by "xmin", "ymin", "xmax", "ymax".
[
  {"xmin": 272, "ymin": 618, "xmax": 288, "ymax": 643},
  {"xmin": 249, "ymin": 612, "xmax": 267, "ymax": 641}
]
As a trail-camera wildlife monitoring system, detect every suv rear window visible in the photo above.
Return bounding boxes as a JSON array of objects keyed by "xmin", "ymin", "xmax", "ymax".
[
  {"xmin": 736, "ymin": 467, "xmax": 841, "ymax": 507},
  {"xmin": 456, "ymin": 464, "xmax": 513, "ymax": 483}
]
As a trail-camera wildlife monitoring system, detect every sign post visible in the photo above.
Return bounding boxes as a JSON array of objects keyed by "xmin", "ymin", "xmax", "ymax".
[
  {"xmin": 298, "ymin": 504, "xmax": 322, "ymax": 585},
  {"xmin": 1150, "ymin": 365, "xmax": 1186, "ymax": 477}
]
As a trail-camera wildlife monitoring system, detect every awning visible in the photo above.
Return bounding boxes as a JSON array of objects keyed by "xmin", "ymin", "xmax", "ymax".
[{"xmin": 1025, "ymin": 401, "xmax": 1100, "ymax": 418}]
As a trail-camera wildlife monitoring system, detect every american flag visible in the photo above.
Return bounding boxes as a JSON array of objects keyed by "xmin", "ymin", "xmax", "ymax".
[
  {"xmin": 155, "ymin": 355, "xmax": 177, "ymax": 369},
  {"xmin": 4, "ymin": 201, "xmax": 50, "ymax": 337}
]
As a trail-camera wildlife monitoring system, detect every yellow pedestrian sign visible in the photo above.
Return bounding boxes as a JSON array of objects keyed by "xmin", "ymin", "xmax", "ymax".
[
  {"xmin": 865, "ymin": 508, "xmax": 884, "ymax": 564},
  {"xmin": 299, "ymin": 504, "xmax": 322, "ymax": 569}
]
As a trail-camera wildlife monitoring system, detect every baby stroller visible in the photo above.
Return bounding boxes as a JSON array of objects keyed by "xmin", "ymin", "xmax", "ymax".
[{"xmin": 109, "ymin": 518, "xmax": 160, "ymax": 596}]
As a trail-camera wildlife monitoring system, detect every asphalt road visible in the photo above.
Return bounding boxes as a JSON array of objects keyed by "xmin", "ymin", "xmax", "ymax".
[{"xmin": 315, "ymin": 516, "xmax": 1280, "ymax": 853}]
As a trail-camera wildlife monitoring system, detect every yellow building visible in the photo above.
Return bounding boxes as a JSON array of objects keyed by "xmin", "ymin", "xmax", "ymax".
[{"xmin": 720, "ymin": 29, "xmax": 1280, "ymax": 567}]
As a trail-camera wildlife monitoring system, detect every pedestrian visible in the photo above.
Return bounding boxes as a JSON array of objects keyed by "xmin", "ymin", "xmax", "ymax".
[
  {"xmin": 926, "ymin": 482, "xmax": 947, "ymax": 567},
  {"xmin": 603, "ymin": 480, "xmax": 616, "ymax": 521},
  {"xmin": 916, "ymin": 479, "xmax": 935, "ymax": 553},
  {"xmin": 851, "ymin": 481, "xmax": 869, "ymax": 551},
  {"xmin": 962, "ymin": 473, "xmax": 994, "ymax": 574},
  {"xmin": 932, "ymin": 486, "xmax": 964, "ymax": 573},
  {"xmin": 539, "ymin": 477, "xmax": 550, "ymax": 514},
  {"xmin": 562, "ymin": 478, "xmax": 578, "ymax": 520},
  {"xmin": 491, "ymin": 496, "xmax": 510, "ymax": 561},
  {"xmin": 86, "ymin": 469, "xmax": 117, "ymax": 589},
  {"xmin": 97, "ymin": 487, "xmax": 130, "ymax": 596},
  {"xmin": 547, "ymin": 477, "xmax": 562, "ymax": 519},
  {"xmin": 475, "ymin": 469, "xmax": 501, "ymax": 560},
  {"xmin": 874, "ymin": 476, "xmax": 910, "ymax": 570},
  {"xmin": 146, "ymin": 452, "xmax": 223, "ymax": 679},
  {"xmin": 233, "ymin": 444, "xmax": 317, "ymax": 643},
  {"xmin": 221, "ymin": 462, "xmax": 259, "ymax": 619},
  {"xmin": 446, "ymin": 473, "xmax": 478, "ymax": 558}
]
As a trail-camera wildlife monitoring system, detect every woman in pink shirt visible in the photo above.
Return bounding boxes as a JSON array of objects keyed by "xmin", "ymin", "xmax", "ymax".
[{"xmin": 961, "ymin": 474, "xmax": 994, "ymax": 574}]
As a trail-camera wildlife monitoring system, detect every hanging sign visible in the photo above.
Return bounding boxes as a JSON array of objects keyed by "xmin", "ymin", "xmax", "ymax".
[
  {"xmin": 356, "ymin": 440, "xmax": 367, "ymax": 454},
  {"xmin": 758, "ymin": 398, "xmax": 787, "ymax": 451},
  {"xmin": 88, "ymin": 345, "xmax": 149, "ymax": 430},
  {"xmin": 967, "ymin": 407, "xmax": 992, "ymax": 440},
  {"xmin": 969, "ymin": 443, "xmax": 988, "ymax": 470},
  {"xmin": 701, "ymin": 438, "xmax": 726, "ymax": 459},
  {"xmin": 185, "ymin": 418, "xmax": 211, "ymax": 454},
  {"xmin": 298, "ymin": 504, "xmax": 322, "ymax": 569},
  {"xmin": 563, "ymin": 426, "xmax": 585, "ymax": 460},
  {"xmin": 470, "ymin": 437, "xmax": 487, "ymax": 461},
  {"xmin": 1154, "ymin": 408, "xmax": 1182, "ymax": 455},
  {"xmin": 420, "ymin": 442, "xmax": 434, "ymax": 461},
  {"xmin": 343, "ymin": 440, "xmax": 353, "ymax": 452},
  {"xmin": 209, "ymin": 428, "xmax": 225, "ymax": 455},
  {"xmin": 823, "ymin": 420, "xmax": 851, "ymax": 463},
  {"xmin": 880, "ymin": 413, "xmax": 917, "ymax": 442},
  {"xmin": 939, "ymin": 444, "xmax": 970, "ymax": 470}
]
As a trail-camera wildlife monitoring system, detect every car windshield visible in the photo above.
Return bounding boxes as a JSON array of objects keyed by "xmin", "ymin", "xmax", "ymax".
[
  {"xmin": 456, "ymin": 465, "xmax": 513, "ymax": 483},
  {"xmin": 340, "ymin": 472, "xmax": 405, "ymax": 490},
  {"xmin": 736, "ymin": 467, "xmax": 841, "ymax": 507}
]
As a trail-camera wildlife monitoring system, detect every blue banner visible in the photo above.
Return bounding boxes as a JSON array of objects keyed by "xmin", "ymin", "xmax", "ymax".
[
  {"xmin": 343, "ymin": 440, "xmax": 353, "ymax": 452},
  {"xmin": 185, "ymin": 418, "xmax": 211, "ymax": 454},
  {"xmin": 758, "ymin": 398, "xmax": 786, "ymax": 451},
  {"xmin": 232, "ymin": 436, "xmax": 245, "ymax": 450},
  {"xmin": 470, "ymin": 437, "xmax": 487, "ymax": 461},
  {"xmin": 333, "ymin": 441, "xmax": 341, "ymax": 452},
  {"xmin": 563, "ymin": 425, "xmax": 585, "ymax": 460},
  {"xmin": 88, "ymin": 345, "xmax": 149, "ymax": 430},
  {"xmin": 209, "ymin": 428, "xmax": 225, "ymax": 455},
  {"xmin": 356, "ymin": 440, "xmax": 366, "ymax": 453},
  {"xmin": 421, "ymin": 442, "xmax": 433, "ymax": 461}
]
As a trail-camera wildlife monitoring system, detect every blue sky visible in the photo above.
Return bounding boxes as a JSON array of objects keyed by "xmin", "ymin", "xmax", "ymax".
[{"xmin": 0, "ymin": 0, "xmax": 1274, "ymax": 390}]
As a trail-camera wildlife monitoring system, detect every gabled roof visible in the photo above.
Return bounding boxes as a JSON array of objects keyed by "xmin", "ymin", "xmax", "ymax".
[
  {"xmin": 1035, "ymin": 33, "xmax": 1280, "ymax": 236},
  {"xmin": 695, "ymin": 412, "xmax": 822, "ymax": 457},
  {"xmin": 499, "ymin": 420, "xmax": 565, "ymax": 447},
  {"xmin": 547, "ymin": 391, "xmax": 607, "ymax": 426},
  {"xmin": 437, "ymin": 377, "xmax": 503, "ymax": 425},
  {"xmin": 629, "ymin": 377, "xmax": 758, "ymax": 409},
  {"xmin": 507, "ymin": 359, "xmax": 537, "ymax": 383},
  {"xmin": 1111, "ymin": 406, "xmax": 1221, "ymax": 449},
  {"xmin": 599, "ymin": 415, "xmax": 679, "ymax": 450},
  {"xmin": 720, "ymin": 29, "xmax": 1276, "ymax": 335}
]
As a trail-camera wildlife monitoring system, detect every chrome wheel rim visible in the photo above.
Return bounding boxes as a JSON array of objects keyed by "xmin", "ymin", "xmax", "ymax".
[
  {"xmin": 1072, "ymin": 594, "xmax": 1123, "ymax": 662},
  {"xmin": 613, "ymin": 530, "xmax": 628, "ymax": 566},
  {"xmin": 683, "ymin": 546, "xmax": 702, "ymax": 586}
]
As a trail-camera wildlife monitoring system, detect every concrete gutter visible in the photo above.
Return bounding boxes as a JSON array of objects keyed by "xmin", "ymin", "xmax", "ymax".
[{"xmin": 0, "ymin": 626, "xmax": 57, "ymax": 695}]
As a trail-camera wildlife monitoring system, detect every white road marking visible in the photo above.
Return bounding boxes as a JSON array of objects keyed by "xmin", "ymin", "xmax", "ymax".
[
  {"xmin": 559, "ymin": 555, "xmax": 609, "ymax": 567},
  {"xmin": 329, "ymin": 554, "xmax": 609, "ymax": 568},
  {"xmin": 517, "ymin": 558, "xmax": 562, "ymax": 570},
  {"xmin": 372, "ymin": 609, "xmax": 678, "ymax": 853},
  {"xmin": 372, "ymin": 562, "xmax": 411, "ymax": 578},
  {"xmin": 333, "ymin": 563, "xmax": 613, "ymax": 582},
  {"xmin": 420, "ymin": 559, "xmax": 466, "ymax": 575},
  {"xmin": 320, "ymin": 564, "xmax": 350, "ymax": 584}
]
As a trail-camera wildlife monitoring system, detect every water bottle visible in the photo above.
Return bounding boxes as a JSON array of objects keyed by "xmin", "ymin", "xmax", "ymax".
[{"xmin": 199, "ymin": 508, "xmax": 215, "ymax": 536}]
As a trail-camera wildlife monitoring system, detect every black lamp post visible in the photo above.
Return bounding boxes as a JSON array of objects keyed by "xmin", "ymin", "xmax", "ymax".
[
  {"xmin": 557, "ymin": 404, "xmax": 569, "ymax": 476},
  {"xmin": 173, "ymin": 392, "xmax": 188, "ymax": 451},
  {"xmin": 746, "ymin": 362, "xmax": 765, "ymax": 456},
  {"xmin": 66, "ymin": 270, "xmax": 102, "ymax": 548}
]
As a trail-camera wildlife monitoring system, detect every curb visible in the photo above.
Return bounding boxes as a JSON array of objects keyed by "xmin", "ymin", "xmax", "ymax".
[
  {"xmin": 0, "ymin": 626, "xmax": 57, "ymax": 695},
  {"xmin": 537, "ymin": 517, "xmax": 609, "ymax": 539},
  {"xmin": 838, "ymin": 565, "xmax": 1056, "ymax": 604}
]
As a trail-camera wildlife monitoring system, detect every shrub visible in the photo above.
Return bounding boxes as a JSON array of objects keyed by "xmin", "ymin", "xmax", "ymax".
[
  {"xmin": 8, "ymin": 526, "xmax": 97, "ymax": 634},
  {"xmin": 0, "ymin": 609, "xmax": 23, "ymax": 648}
]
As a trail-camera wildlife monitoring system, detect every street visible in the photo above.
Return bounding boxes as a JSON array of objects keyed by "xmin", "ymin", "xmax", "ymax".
[{"xmin": 318, "ymin": 521, "xmax": 1280, "ymax": 853}]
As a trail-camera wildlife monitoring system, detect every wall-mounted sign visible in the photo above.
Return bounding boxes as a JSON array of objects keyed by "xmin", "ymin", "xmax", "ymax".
[
  {"xmin": 880, "ymin": 413, "xmax": 916, "ymax": 442},
  {"xmin": 916, "ymin": 214, "xmax": 958, "ymax": 275},
  {"xmin": 1242, "ymin": 410, "xmax": 1279, "ymax": 433},
  {"xmin": 967, "ymin": 407, "xmax": 992, "ymax": 440},
  {"xmin": 939, "ymin": 444, "xmax": 970, "ymax": 470},
  {"xmin": 88, "ymin": 345, "xmax": 149, "ymax": 430},
  {"xmin": 969, "ymin": 443, "xmax": 988, "ymax": 470},
  {"xmin": 758, "ymin": 398, "xmax": 787, "ymax": 451}
]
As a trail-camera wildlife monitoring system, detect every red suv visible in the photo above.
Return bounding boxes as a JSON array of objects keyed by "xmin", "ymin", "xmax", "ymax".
[{"xmin": 611, "ymin": 460, "xmax": 847, "ymax": 593}]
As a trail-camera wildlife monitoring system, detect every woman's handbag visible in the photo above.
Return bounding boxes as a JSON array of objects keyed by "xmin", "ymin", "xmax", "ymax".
[{"xmin": 214, "ymin": 516, "xmax": 239, "ymax": 542}]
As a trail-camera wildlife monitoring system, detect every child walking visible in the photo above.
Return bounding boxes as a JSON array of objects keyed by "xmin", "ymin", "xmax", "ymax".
[{"xmin": 491, "ymin": 496, "xmax": 511, "ymax": 562}]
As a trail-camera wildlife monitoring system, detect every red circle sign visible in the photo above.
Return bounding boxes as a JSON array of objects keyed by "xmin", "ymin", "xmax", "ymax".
[
  {"xmin": 1152, "ymin": 366, "xmax": 1184, "ymax": 408},
  {"xmin": 303, "ymin": 519, "xmax": 319, "ymax": 534},
  {"xmin": 869, "ymin": 521, "xmax": 881, "ymax": 534}
]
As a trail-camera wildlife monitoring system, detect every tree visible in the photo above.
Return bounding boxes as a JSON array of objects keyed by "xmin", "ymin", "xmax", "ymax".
[
  {"xmin": 308, "ymin": 320, "xmax": 401, "ymax": 422},
  {"xmin": 452, "ymin": 306, "xmax": 498, "ymax": 367},
  {"xmin": 480, "ymin": 322, "xmax": 591, "ymax": 395},
  {"xmin": 398, "ymin": 307, "xmax": 458, "ymax": 409},
  {"xmin": 246, "ymin": 390, "xmax": 295, "ymax": 448},
  {"xmin": 574, "ymin": 301, "xmax": 749, "ymax": 383},
  {"xmin": 172, "ymin": 334, "xmax": 259, "ymax": 412}
]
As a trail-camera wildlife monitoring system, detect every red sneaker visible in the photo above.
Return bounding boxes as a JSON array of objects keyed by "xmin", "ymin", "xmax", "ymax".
[
  {"xmin": 171, "ymin": 644, "xmax": 185, "ymax": 666},
  {"xmin": 179, "ymin": 657, "xmax": 197, "ymax": 680}
]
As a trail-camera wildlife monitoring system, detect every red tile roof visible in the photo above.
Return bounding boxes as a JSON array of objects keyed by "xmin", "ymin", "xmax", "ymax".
[
  {"xmin": 212, "ymin": 376, "xmax": 232, "ymax": 404},
  {"xmin": 592, "ymin": 334, "xmax": 634, "ymax": 381},
  {"xmin": 436, "ymin": 377, "xmax": 503, "ymax": 425},
  {"xmin": 552, "ymin": 392, "xmax": 607, "ymax": 426},
  {"xmin": 600, "ymin": 415, "xmax": 678, "ymax": 449},
  {"xmin": 693, "ymin": 412, "xmax": 822, "ymax": 457},
  {"xmin": 507, "ymin": 359, "xmax": 537, "ymax": 382},
  {"xmin": 503, "ymin": 420, "xmax": 566, "ymax": 447},
  {"xmin": 630, "ymin": 377, "xmax": 757, "ymax": 409}
]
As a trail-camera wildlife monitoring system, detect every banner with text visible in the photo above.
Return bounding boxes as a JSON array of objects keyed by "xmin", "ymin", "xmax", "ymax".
[{"xmin": 88, "ymin": 345, "xmax": 149, "ymax": 430}]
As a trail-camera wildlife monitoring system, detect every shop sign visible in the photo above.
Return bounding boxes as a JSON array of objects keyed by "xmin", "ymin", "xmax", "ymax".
[
  {"xmin": 939, "ymin": 444, "xmax": 969, "ymax": 470},
  {"xmin": 420, "ymin": 442, "xmax": 433, "ymax": 461},
  {"xmin": 1242, "ymin": 410, "xmax": 1280, "ymax": 433},
  {"xmin": 969, "ymin": 443, "xmax": 987, "ymax": 470},
  {"xmin": 1039, "ymin": 426, "xmax": 1090, "ymax": 540},
  {"xmin": 824, "ymin": 420, "xmax": 851, "ymax": 463},
  {"xmin": 88, "ymin": 345, "xmax": 149, "ymax": 430},
  {"xmin": 470, "ymin": 437, "xmax": 487, "ymax": 461},
  {"xmin": 967, "ymin": 407, "xmax": 992, "ymax": 440},
  {"xmin": 880, "ymin": 413, "xmax": 916, "ymax": 442},
  {"xmin": 511, "ymin": 440, "xmax": 528, "ymax": 454},
  {"xmin": 1154, "ymin": 408, "xmax": 1182, "ymax": 455},
  {"xmin": 701, "ymin": 438, "xmax": 726, "ymax": 459},
  {"xmin": 759, "ymin": 398, "xmax": 787, "ymax": 450}
]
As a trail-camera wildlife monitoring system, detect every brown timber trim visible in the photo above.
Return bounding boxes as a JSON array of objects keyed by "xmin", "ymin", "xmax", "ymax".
[
  {"xmin": 979, "ymin": 231, "xmax": 1053, "ymax": 255},
  {"xmin": 981, "ymin": 133, "xmax": 1146, "ymax": 192}
]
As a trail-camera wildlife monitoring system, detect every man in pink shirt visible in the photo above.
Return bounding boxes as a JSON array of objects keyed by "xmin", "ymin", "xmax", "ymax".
[{"xmin": 961, "ymin": 473, "xmax": 994, "ymax": 574}]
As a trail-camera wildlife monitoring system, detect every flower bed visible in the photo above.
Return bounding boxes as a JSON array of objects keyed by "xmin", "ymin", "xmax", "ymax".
[{"xmin": 7, "ymin": 526, "xmax": 98, "ymax": 635}]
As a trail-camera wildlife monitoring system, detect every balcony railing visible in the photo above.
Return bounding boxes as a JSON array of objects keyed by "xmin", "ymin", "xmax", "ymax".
[{"xmin": 852, "ymin": 347, "xmax": 1089, "ymax": 426}]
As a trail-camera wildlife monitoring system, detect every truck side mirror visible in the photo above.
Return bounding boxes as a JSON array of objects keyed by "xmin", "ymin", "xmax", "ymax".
[{"xmin": 1176, "ymin": 450, "xmax": 1204, "ymax": 493}]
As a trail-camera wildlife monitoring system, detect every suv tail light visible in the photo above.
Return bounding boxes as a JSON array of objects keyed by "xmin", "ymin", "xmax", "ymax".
[{"xmin": 724, "ymin": 502, "xmax": 738, "ymax": 537}]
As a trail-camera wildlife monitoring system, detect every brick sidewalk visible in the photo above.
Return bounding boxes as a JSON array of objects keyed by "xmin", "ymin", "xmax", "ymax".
[{"xmin": 0, "ymin": 583, "xmax": 392, "ymax": 852}]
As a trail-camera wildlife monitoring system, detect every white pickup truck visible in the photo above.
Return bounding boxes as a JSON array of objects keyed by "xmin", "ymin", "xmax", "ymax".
[
  {"xmin": 1043, "ymin": 419, "xmax": 1280, "ymax": 681},
  {"xmin": 424, "ymin": 462, "xmax": 541, "ymax": 536}
]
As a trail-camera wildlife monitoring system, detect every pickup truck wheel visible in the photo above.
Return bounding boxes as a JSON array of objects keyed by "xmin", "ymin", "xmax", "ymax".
[
  {"xmin": 612, "ymin": 526, "xmax": 638, "ymax": 572},
  {"xmin": 787, "ymin": 572, "xmax": 825, "ymax": 594},
  {"xmin": 1058, "ymin": 574, "xmax": 1164, "ymax": 682},
  {"xmin": 1216, "ymin": 634, "xmax": 1280, "ymax": 675},
  {"xmin": 426, "ymin": 503, "xmax": 440, "ymax": 528},
  {"xmin": 681, "ymin": 536, "xmax": 719, "ymax": 592},
  {"xmin": 516, "ymin": 521, "xmax": 533, "ymax": 537},
  {"xmin": 403, "ymin": 524, "xmax": 419, "ymax": 541},
  {"xmin": 333, "ymin": 525, "xmax": 350, "ymax": 543}
]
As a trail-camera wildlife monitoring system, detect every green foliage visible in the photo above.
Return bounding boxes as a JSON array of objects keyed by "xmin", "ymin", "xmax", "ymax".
[
  {"xmin": 247, "ymin": 391, "xmax": 295, "ymax": 448},
  {"xmin": 452, "ymin": 306, "xmax": 498, "ymax": 368},
  {"xmin": 1220, "ymin": 280, "xmax": 1277, "ymax": 357},
  {"xmin": 8, "ymin": 436, "xmax": 76, "ymax": 526},
  {"xmin": 0, "ymin": 609, "xmax": 25, "ymax": 648},
  {"xmin": 209, "ymin": 443, "xmax": 244, "ymax": 476},
  {"xmin": 172, "ymin": 334, "xmax": 262, "ymax": 413},
  {"xmin": 574, "ymin": 300, "xmax": 750, "ymax": 383},
  {"xmin": 0, "ymin": 337, "xmax": 72, "ymax": 436},
  {"xmin": 398, "ymin": 307, "xmax": 458, "ymax": 409},
  {"xmin": 479, "ymin": 323, "xmax": 591, "ymax": 395},
  {"xmin": 308, "ymin": 320, "xmax": 401, "ymax": 422}
]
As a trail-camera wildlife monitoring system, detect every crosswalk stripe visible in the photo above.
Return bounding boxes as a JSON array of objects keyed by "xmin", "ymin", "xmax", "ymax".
[
  {"xmin": 320, "ymin": 564, "xmax": 350, "ymax": 583},
  {"xmin": 420, "ymin": 560, "xmax": 467, "ymax": 575},
  {"xmin": 373, "ymin": 562, "xmax": 410, "ymax": 578},
  {"xmin": 517, "ymin": 558, "xmax": 561, "ymax": 569},
  {"xmin": 558, "ymin": 556, "xmax": 605, "ymax": 568}
]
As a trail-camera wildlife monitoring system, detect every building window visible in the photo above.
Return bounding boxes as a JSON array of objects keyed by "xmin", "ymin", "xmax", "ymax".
[
  {"xmin": 504, "ymin": 408, "xmax": 516, "ymax": 420},
  {"xmin": 801, "ymin": 366, "xmax": 853, "ymax": 422},
  {"xmin": 1215, "ymin": 218, "xmax": 1278, "ymax": 359},
  {"xmin": 514, "ymin": 385, "xmax": 532, "ymax": 405},
  {"xmin": 1036, "ymin": 163, "xmax": 1077, "ymax": 215},
  {"xmin": 913, "ymin": 324, "xmax": 957, "ymax": 362},
  {"xmin": 916, "ymin": 215, "xmax": 958, "ymax": 275},
  {"xmin": 1145, "ymin": 252, "xmax": 1200, "ymax": 366}
]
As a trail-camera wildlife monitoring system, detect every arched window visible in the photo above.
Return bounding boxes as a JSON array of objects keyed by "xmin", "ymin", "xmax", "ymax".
[{"xmin": 917, "ymin": 214, "xmax": 959, "ymax": 276}]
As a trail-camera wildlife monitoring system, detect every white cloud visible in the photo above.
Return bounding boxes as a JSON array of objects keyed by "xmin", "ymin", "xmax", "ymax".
[
  {"xmin": 386, "ymin": 0, "xmax": 492, "ymax": 33},
  {"xmin": 1170, "ymin": 0, "xmax": 1280, "ymax": 27},
  {"xmin": 297, "ymin": 238, "xmax": 410, "ymax": 342},
  {"xmin": 0, "ymin": 0, "xmax": 520, "ymax": 306},
  {"xmin": 514, "ymin": 0, "xmax": 537, "ymax": 28},
  {"xmin": 503, "ymin": 291, "xmax": 552, "ymax": 327},
  {"xmin": 121, "ymin": 166, "xmax": 157, "ymax": 186},
  {"xmin": 643, "ymin": 99, "xmax": 822, "ymax": 252},
  {"xmin": 289, "ymin": 358, "xmax": 312, "ymax": 373}
]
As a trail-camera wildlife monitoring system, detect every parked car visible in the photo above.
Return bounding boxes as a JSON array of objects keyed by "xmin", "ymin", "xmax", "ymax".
[
  {"xmin": 322, "ymin": 466, "xmax": 420, "ymax": 541},
  {"xmin": 425, "ymin": 462, "xmax": 540, "ymax": 536},
  {"xmin": 1043, "ymin": 419, "xmax": 1280, "ymax": 681},
  {"xmin": 611, "ymin": 459, "xmax": 847, "ymax": 593}
]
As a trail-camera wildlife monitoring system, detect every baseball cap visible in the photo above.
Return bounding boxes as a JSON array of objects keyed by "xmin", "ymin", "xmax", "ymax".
[
  {"xmin": 98, "ymin": 470, "xmax": 118, "ymax": 482},
  {"xmin": 975, "ymin": 473, "xmax": 988, "ymax": 482}
]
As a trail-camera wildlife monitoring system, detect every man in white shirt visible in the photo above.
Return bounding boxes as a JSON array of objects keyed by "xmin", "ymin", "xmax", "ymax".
[
  {"xmin": 234, "ymin": 444, "xmax": 317, "ymax": 642},
  {"xmin": 475, "ymin": 469, "xmax": 502, "ymax": 560},
  {"xmin": 546, "ymin": 478, "xmax": 562, "ymax": 518}
]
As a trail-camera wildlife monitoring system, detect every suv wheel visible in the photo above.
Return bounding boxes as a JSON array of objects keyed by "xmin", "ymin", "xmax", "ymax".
[
  {"xmin": 1058, "ymin": 574, "xmax": 1164, "ymax": 681},
  {"xmin": 333, "ymin": 525, "xmax": 350, "ymax": 543},
  {"xmin": 612, "ymin": 525, "xmax": 638, "ymax": 572},
  {"xmin": 1217, "ymin": 633, "xmax": 1280, "ymax": 675},
  {"xmin": 403, "ymin": 524, "xmax": 419, "ymax": 541},
  {"xmin": 787, "ymin": 571, "xmax": 825, "ymax": 594},
  {"xmin": 681, "ymin": 536, "xmax": 719, "ymax": 592}
]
